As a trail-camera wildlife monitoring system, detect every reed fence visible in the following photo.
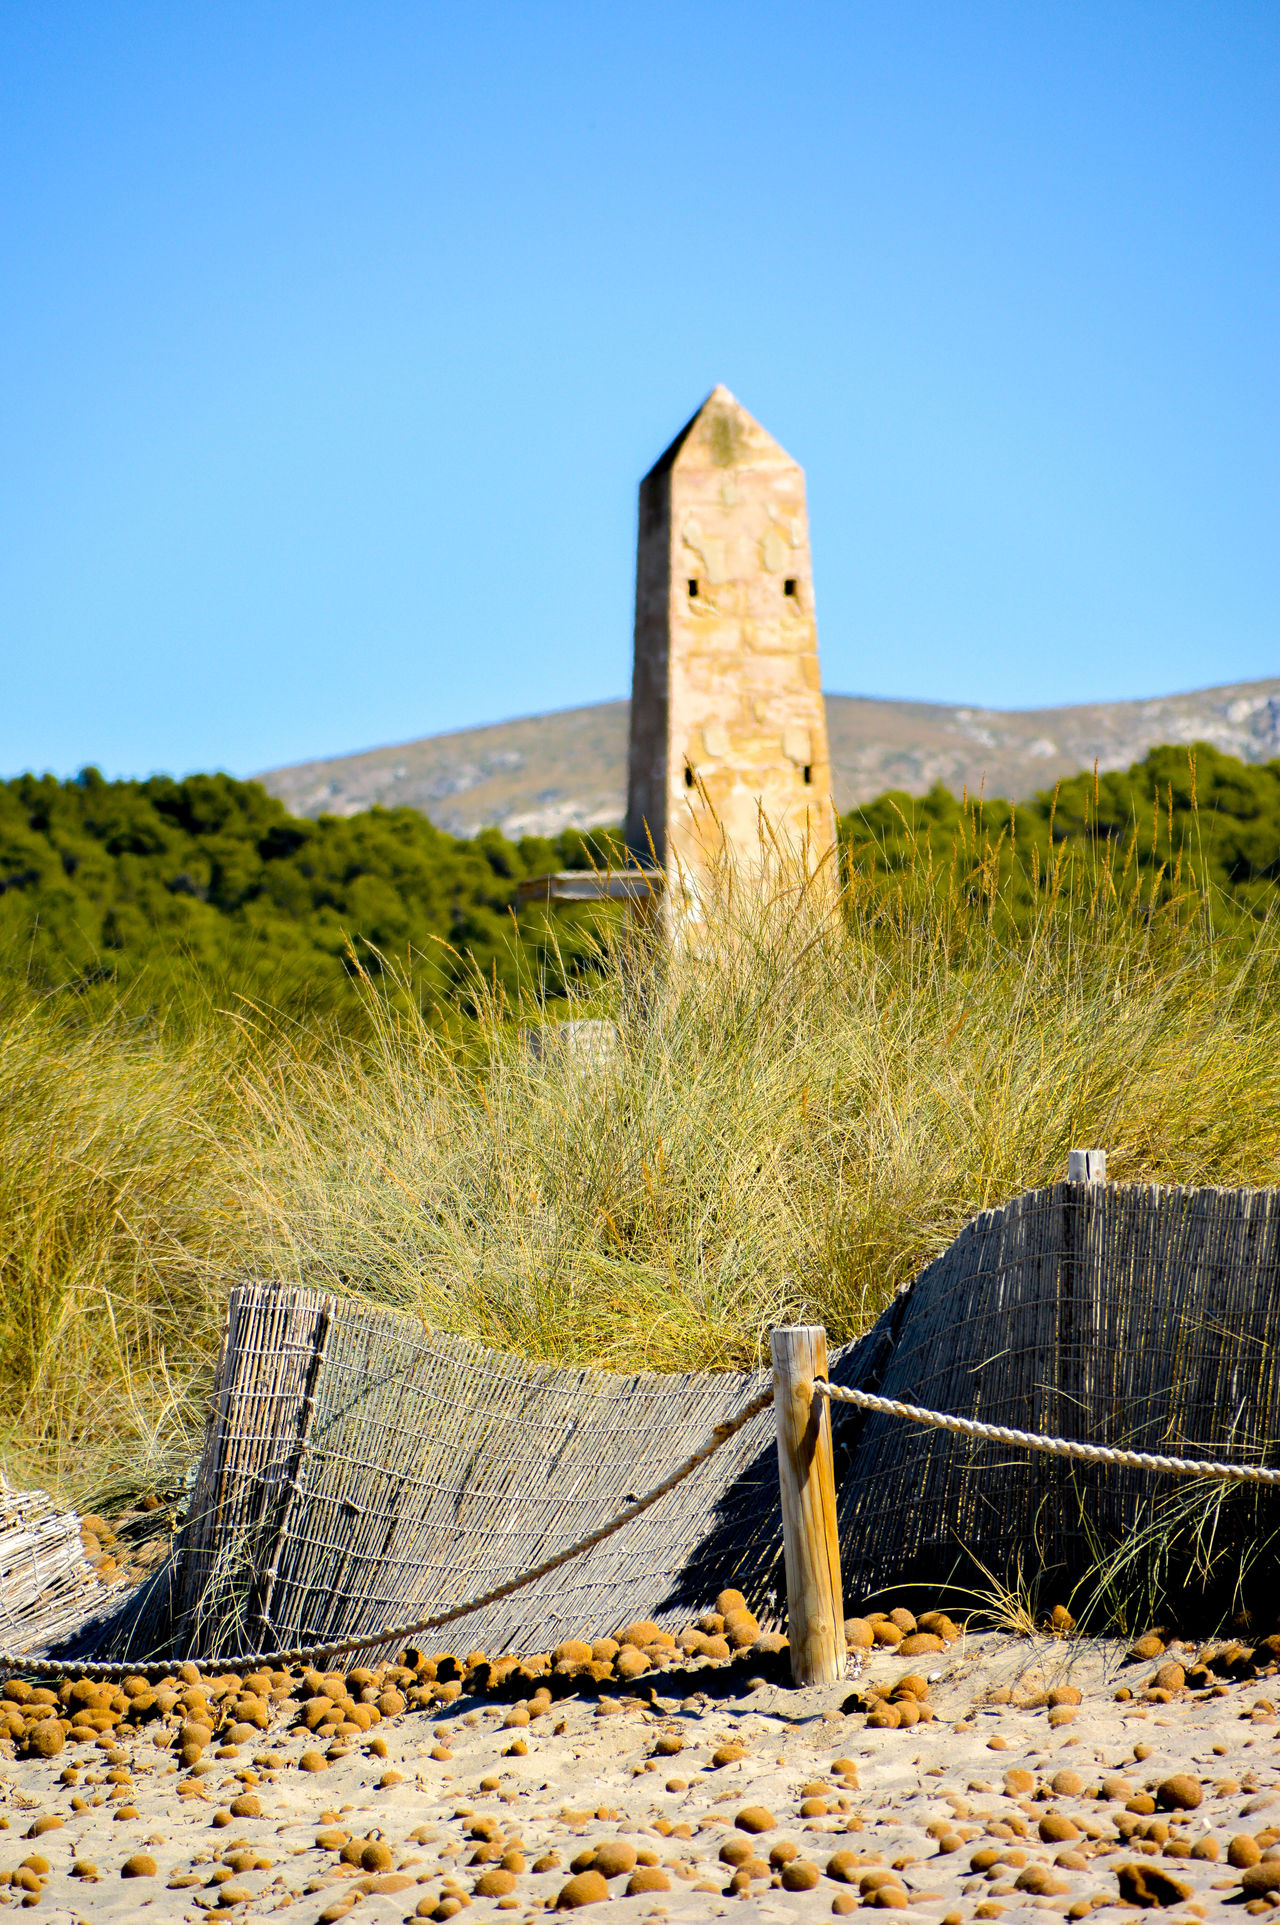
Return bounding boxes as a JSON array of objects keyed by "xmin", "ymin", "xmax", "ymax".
[
  {"xmin": 33, "ymin": 1171, "xmax": 1280, "ymax": 1669},
  {"xmin": 0, "ymin": 1478, "xmax": 113, "ymax": 1656}
]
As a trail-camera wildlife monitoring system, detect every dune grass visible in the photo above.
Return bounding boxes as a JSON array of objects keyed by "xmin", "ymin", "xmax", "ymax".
[
  {"xmin": 239, "ymin": 838, "xmax": 1280, "ymax": 1364},
  {"xmin": 0, "ymin": 993, "xmax": 235, "ymax": 1497},
  {"xmin": 3, "ymin": 821, "xmax": 1280, "ymax": 1509}
]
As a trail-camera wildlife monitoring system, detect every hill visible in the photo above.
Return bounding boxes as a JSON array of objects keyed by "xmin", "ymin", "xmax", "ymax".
[{"xmin": 259, "ymin": 677, "xmax": 1280, "ymax": 836}]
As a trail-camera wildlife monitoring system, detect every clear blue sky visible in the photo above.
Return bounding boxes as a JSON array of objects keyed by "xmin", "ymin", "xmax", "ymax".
[{"xmin": 2, "ymin": 2, "xmax": 1277, "ymax": 781}]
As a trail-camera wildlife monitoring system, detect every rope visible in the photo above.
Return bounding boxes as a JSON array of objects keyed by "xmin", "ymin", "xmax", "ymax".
[
  {"xmin": 0, "ymin": 1386, "xmax": 775, "ymax": 1682},
  {"xmin": 813, "ymin": 1379, "xmax": 1280, "ymax": 1485},
  {"xmin": 9, "ymin": 1367, "xmax": 1275, "ymax": 1683}
]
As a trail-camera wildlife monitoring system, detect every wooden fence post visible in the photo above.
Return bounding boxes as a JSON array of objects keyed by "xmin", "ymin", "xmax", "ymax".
[
  {"xmin": 1067, "ymin": 1148, "xmax": 1107, "ymax": 1183},
  {"xmin": 771, "ymin": 1324, "xmax": 845, "ymax": 1686}
]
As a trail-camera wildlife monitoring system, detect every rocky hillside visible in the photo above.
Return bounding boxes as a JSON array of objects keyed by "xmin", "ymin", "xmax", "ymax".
[{"xmin": 260, "ymin": 677, "xmax": 1280, "ymax": 837}]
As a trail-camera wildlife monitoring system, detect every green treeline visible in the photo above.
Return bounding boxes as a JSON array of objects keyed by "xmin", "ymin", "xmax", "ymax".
[
  {"xmin": 844, "ymin": 743, "xmax": 1280, "ymax": 927},
  {"xmin": 1, "ymin": 742, "xmax": 1277, "ymax": 1027},
  {"xmin": 0, "ymin": 766, "xmax": 620, "ymax": 1023}
]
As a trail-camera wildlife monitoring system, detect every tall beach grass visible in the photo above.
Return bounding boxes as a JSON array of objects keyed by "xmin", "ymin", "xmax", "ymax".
[
  {"xmin": 0, "ymin": 994, "xmax": 237, "ymax": 1495},
  {"xmin": 3, "ymin": 815, "xmax": 1280, "ymax": 1506}
]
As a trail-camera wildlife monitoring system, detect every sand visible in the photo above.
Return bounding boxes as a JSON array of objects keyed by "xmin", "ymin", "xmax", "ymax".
[{"xmin": 1, "ymin": 1629, "xmax": 1277, "ymax": 1923}]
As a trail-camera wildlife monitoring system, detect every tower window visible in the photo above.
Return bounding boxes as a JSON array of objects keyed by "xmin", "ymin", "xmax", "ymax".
[
  {"xmin": 784, "ymin": 578, "xmax": 798, "ymax": 597},
  {"xmin": 684, "ymin": 764, "xmax": 695, "ymax": 788},
  {"xmin": 803, "ymin": 764, "xmax": 813, "ymax": 785},
  {"xmin": 687, "ymin": 579, "xmax": 699, "ymax": 597}
]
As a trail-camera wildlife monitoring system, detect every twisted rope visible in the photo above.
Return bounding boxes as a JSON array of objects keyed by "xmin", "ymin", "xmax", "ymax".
[
  {"xmin": 813, "ymin": 1379, "xmax": 1280, "ymax": 1485},
  {"xmin": 9, "ymin": 1367, "xmax": 1275, "ymax": 1683},
  {"xmin": 0, "ymin": 1386, "xmax": 775, "ymax": 1681}
]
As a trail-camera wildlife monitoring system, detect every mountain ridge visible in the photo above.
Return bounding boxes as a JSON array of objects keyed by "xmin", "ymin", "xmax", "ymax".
[{"xmin": 260, "ymin": 676, "xmax": 1280, "ymax": 838}]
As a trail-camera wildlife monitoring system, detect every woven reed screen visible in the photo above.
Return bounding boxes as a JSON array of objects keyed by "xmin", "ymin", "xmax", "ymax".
[
  {"xmin": 143, "ymin": 1180, "xmax": 1280, "ymax": 1660},
  {"xmin": 0, "ymin": 1478, "xmax": 111, "ymax": 1655},
  {"xmin": 168, "ymin": 1295, "xmax": 781, "ymax": 1661},
  {"xmin": 820, "ymin": 1179, "xmax": 1280, "ymax": 1606}
]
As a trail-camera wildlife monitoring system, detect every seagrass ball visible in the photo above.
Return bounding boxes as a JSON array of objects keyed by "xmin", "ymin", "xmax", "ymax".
[
  {"xmin": 1242, "ymin": 1864, "xmax": 1280, "ymax": 1897},
  {"xmin": 627, "ymin": 1868, "xmax": 670, "ymax": 1893},
  {"xmin": 618, "ymin": 1621, "xmax": 657, "ymax": 1649},
  {"xmin": 723, "ymin": 1611, "xmax": 759, "ymax": 1650},
  {"xmin": 556, "ymin": 1869, "xmax": 609, "ymax": 1908},
  {"xmin": 474, "ymin": 1868, "xmax": 517, "ymax": 1897},
  {"xmin": 781, "ymin": 1860, "xmax": 820, "ymax": 1891},
  {"xmin": 1157, "ymin": 1774, "xmax": 1203, "ymax": 1811},
  {"xmin": 866, "ymin": 1704, "xmax": 900, "ymax": 1729}
]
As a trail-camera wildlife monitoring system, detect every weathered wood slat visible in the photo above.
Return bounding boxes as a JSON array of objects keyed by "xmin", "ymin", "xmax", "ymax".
[{"xmin": 0, "ymin": 1477, "xmax": 111, "ymax": 1653}]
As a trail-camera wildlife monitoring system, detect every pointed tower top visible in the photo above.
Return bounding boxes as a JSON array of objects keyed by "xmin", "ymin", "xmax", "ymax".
[{"xmin": 642, "ymin": 386, "xmax": 798, "ymax": 484}]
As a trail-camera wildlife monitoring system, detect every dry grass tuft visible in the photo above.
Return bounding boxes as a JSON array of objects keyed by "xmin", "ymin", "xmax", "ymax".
[
  {"xmin": 238, "ymin": 847, "xmax": 1280, "ymax": 1377},
  {"xmin": 0, "ymin": 995, "xmax": 236, "ymax": 1496}
]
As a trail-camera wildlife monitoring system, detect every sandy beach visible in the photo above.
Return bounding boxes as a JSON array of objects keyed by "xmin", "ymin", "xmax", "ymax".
[{"xmin": 1, "ymin": 1612, "xmax": 1277, "ymax": 1925}]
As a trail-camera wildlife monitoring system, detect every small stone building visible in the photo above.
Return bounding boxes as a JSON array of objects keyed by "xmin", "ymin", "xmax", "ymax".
[{"xmin": 625, "ymin": 386, "xmax": 835, "ymax": 920}]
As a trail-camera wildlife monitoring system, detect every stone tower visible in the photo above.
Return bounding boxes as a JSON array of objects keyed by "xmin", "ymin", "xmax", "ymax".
[{"xmin": 625, "ymin": 386, "xmax": 835, "ymax": 915}]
